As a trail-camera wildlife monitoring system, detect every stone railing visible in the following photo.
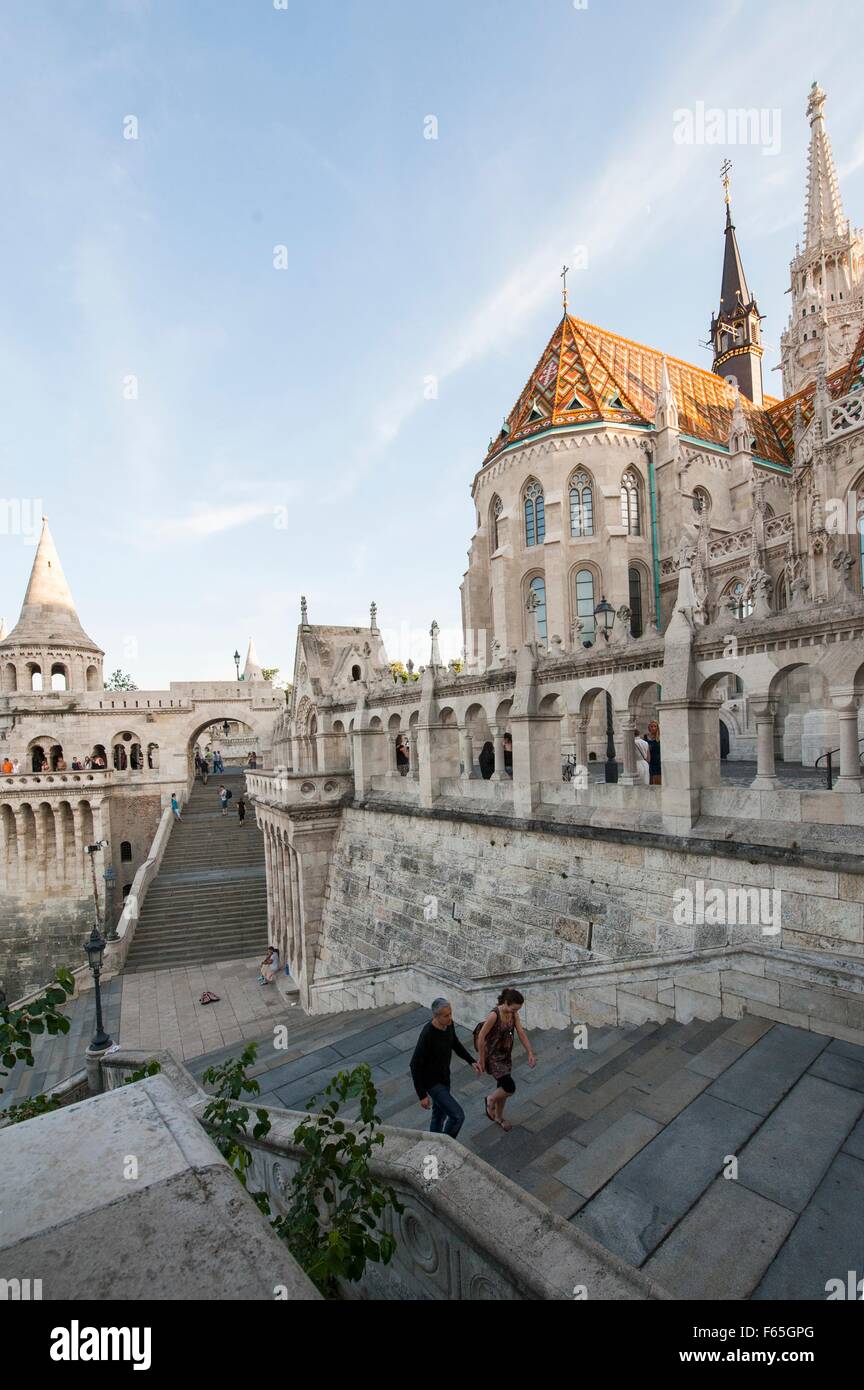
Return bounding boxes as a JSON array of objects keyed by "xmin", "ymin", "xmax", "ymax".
[
  {"xmin": 96, "ymin": 807, "xmax": 176, "ymax": 982},
  {"xmin": 0, "ymin": 769, "xmax": 117, "ymax": 791},
  {"xmin": 0, "ymin": 1067, "xmax": 89, "ymax": 1129},
  {"xmin": 95, "ymin": 1048, "xmax": 666, "ymax": 1301},
  {"xmin": 828, "ymin": 385, "xmax": 864, "ymax": 439}
]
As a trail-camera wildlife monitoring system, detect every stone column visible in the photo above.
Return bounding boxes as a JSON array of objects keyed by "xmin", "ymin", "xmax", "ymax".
[
  {"xmin": 71, "ymin": 805, "xmax": 86, "ymax": 886},
  {"xmin": 619, "ymin": 718, "xmax": 639, "ymax": 786},
  {"xmin": 573, "ymin": 718, "xmax": 588, "ymax": 770},
  {"xmin": 510, "ymin": 713, "xmax": 561, "ymax": 817},
  {"xmin": 750, "ymin": 700, "xmax": 781, "ymax": 790},
  {"xmin": 491, "ymin": 727, "xmax": 508, "ymax": 782},
  {"xmin": 408, "ymin": 728, "xmax": 419, "ymax": 781},
  {"xmin": 657, "ymin": 697, "xmax": 722, "ymax": 833},
  {"xmin": 459, "ymin": 727, "xmax": 476, "ymax": 780},
  {"xmin": 263, "ymin": 826, "xmax": 278, "ymax": 944},
  {"xmin": 13, "ymin": 807, "xmax": 28, "ymax": 889},
  {"xmin": 833, "ymin": 700, "xmax": 863, "ymax": 793}
]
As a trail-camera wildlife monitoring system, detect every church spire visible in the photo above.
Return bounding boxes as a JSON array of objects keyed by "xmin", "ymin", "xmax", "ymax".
[
  {"xmin": 243, "ymin": 637, "xmax": 264, "ymax": 681},
  {"xmin": 710, "ymin": 163, "xmax": 764, "ymax": 405},
  {"xmin": 804, "ymin": 81, "xmax": 846, "ymax": 250}
]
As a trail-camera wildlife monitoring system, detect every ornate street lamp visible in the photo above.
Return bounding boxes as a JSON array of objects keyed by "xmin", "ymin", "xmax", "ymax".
[
  {"xmin": 594, "ymin": 597, "xmax": 618, "ymax": 784},
  {"xmin": 233, "ymin": 649, "xmax": 241, "ymax": 681},
  {"xmin": 83, "ymin": 925, "xmax": 113, "ymax": 1051}
]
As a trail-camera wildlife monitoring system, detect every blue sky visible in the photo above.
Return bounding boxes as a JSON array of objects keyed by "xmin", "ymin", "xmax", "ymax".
[{"xmin": 1, "ymin": 0, "xmax": 862, "ymax": 687}]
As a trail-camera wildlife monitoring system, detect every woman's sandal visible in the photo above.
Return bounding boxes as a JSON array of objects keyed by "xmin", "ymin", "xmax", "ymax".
[{"xmin": 484, "ymin": 1099, "xmax": 495, "ymax": 1122}]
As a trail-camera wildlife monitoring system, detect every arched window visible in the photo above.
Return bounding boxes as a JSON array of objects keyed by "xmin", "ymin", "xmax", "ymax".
[
  {"xmin": 50, "ymin": 664, "xmax": 68, "ymax": 692},
  {"xmin": 574, "ymin": 569, "xmax": 596, "ymax": 646},
  {"xmin": 692, "ymin": 487, "xmax": 711, "ymax": 516},
  {"xmin": 28, "ymin": 664, "xmax": 43, "ymax": 692},
  {"xmin": 351, "ymin": 664, "xmax": 361, "ymax": 681},
  {"xmin": 86, "ymin": 665, "xmax": 99, "ymax": 691},
  {"xmin": 569, "ymin": 471, "xmax": 594, "ymax": 537},
  {"xmin": 147, "ymin": 743, "xmax": 159, "ymax": 769},
  {"xmin": 764, "ymin": 504, "xmax": 775, "ymax": 519},
  {"xmin": 490, "ymin": 495, "xmax": 503, "ymax": 553},
  {"xmin": 120, "ymin": 841, "xmax": 132, "ymax": 862},
  {"xmin": 2, "ymin": 663, "xmax": 16, "ymax": 694},
  {"xmin": 726, "ymin": 579, "xmax": 754, "ymax": 620},
  {"xmin": 628, "ymin": 568, "xmax": 644, "ymax": 637},
  {"xmin": 528, "ymin": 575, "xmax": 547, "ymax": 643},
  {"xmin": 524, "ymin": 481, "xmax": 545, "ymax": 547},
  {"xmin": 620, "ymin": 470, "xmax": 641, "ymax": 535},
  {"xmin": 775, "ymin": 574, "xmax": 788, "ymax": 611}
]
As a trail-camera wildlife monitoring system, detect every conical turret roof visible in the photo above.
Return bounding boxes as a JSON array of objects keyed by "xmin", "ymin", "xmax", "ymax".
[
  {"xmin": 243, "ymin": 637, "xmax": 264, "ymax": 681},
  {"xmin": 0, "ymin": 518, "xmax": 101, "ymax": 652}
]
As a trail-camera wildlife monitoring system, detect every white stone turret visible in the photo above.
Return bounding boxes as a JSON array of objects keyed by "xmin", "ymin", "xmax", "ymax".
[
  {"xmin": 243, "ymin": 637, "xmax": 265, "ymax": 682},
  {"xmin": 0, "ymin": 518, "xmax": 103, "ymax": 695}
]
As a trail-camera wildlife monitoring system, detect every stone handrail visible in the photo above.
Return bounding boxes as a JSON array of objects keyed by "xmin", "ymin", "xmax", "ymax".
[
  {"xmin": 98, "ymin": 807, "xmax": 177, "ymax": 982},
  {"xmin": 95, "ymin": 1048, "xmax": 667, "ymax": 1301},
  {"xmin": 0, "ymin": 769, "xmax": 118, "ymax": 790}
]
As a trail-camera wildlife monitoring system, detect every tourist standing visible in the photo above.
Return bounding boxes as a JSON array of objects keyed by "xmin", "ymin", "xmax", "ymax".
[
  {"xmin": 237, "ymin": 796, "xmax": 246, "ymax": 825},
  {"xmin": 219, "ymin": 784, "xmax": 232, "ymax": 815},
  {"xmin": 503, "ymin": 733, "xmax": 513, "ymax": 776},
  {"xmin": 478, "ymin": 741, "xmax": 495, "ymax": 779},
  {"xmin": 395, "ymin": 735, "xmax": 410, "ymax": 776},
  {"xmin": 410, "ymin": 999, "xmax": 480, "ymax": 1138},
  {"xmin": 475, "ymin": 987, "xmax": 536, "ymax": 1132},
  {"xmin": 248, "ymin": 751, "xmax": 257, "ymax": 769},
  {"xmin": 634, "ymin": 731, "xmax": 651, "ymax": 785},
  {"xmin": 171, "ymin": 792, "xmax": 182, "ymax": 821},
  {"xmin": 646, "ymin": 720, "xmax": 662, "ymax": 785}
]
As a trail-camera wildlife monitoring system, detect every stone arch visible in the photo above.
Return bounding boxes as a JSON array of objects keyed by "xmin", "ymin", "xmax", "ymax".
[
  {"xmin": 112, "ymin": 731, "xmax": 142, "ymax": 771},
  {"xmin": 3, "ymin": 662, "xmax": 18, "ymax": 693},
  {"xmin": 147, "ymin": 742, "xmax": 160, "ymax": 770},
  {"xmin": 538, "ymin": 690, "xmax": 566, "ymax": 783},
  {"xmin": 50, "ymin": 662, "xmax": 69, "ymax": 692},
  {"xmin": 627, "ymin": 561, "xmax": 652, "ymax": 637},
  {"xmin": 0, "ymin": 803, "xmax": 18, "ymax": 887},
  {"xmin": 769, "ymin": 660, "xmax": 832, "ymax": 766},
  {"xmin": 522, "ymin": 476, "xmax": 545, "ymax": 548},
  {"xmin": 90, "ymin": 744, "xmax": 108, "ymax": 769},
  {"xmin": 522, "ymin": 568, "xmax": 548, "ymax": 644},
  {"xmin": 37, "ymin": 801, "xmax": 57, "ymax": 885},
  {"xmin": 86, "ymin": 664, "xmax": 100, "ymax": 691},
  {"xmin": 182, "ymin": 710, "xmax": 270, "ymax": 775},
  {"xmin": 28, "ymin": 736, "xmax": 60, "ymax": 772},
  {"xmin": 78, "ymin": 799, "xmax": 95, "ymax": 846},
  {"xmin": 489, "ymin": 493, "xmax": 503, "ymax": 554},
  {"xmin": 27, "ymin": 662, "xmax": 43, "ymax": 692}
]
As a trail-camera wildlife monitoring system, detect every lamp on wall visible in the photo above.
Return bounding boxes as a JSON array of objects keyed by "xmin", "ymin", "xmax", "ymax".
[{"xmin": 233, "ymin": 650, "xmax": 241, "ymax": 681}]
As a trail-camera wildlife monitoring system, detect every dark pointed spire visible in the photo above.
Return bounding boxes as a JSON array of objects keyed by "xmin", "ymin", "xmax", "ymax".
[
  {"xmin": 710, "ymin": 164, "xmax": 763, "ymax": 405},
  {"xmin": 718, "ymin": 199, "xmax": 751, "ymax": 320}
]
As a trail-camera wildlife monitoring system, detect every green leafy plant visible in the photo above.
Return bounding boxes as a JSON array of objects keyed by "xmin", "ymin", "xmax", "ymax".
[
  {"xmin": 123, "ymin": 1059, "xmax": 162, "ymax": 1085},
  {"xmin": 272, "ymin": 1062, "xmax": 404, "ymax": 1296},
  {"xmin": 0, "ymin": 968, "xmax": 75, "ymax": 1094},
  {"xmin": 104, "ymin": 669, "xmax": 138, "ymax": 690},
  {"xmin": 201, "ymin": 1043, "xmax": 272, "ymax": 1214},
  {"xmin": 1, "ymin": 1091, "xmax": 63, "ymax": 1125}
]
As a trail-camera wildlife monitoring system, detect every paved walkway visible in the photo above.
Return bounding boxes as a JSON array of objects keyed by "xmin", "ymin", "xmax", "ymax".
[{"xmin": 0, "ymin": 955, "xmax": 282, "ymax": 1104}]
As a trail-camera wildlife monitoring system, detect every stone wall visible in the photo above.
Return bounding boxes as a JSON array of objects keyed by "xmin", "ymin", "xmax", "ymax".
[
  {"xmin": 0, "ymin": 888, "xmax": 93, "ymax": 1000},
  {"xmin": 105, "ymin": 791, "xmax": 162, "ymax": 914},
  {"xmin": 315, "ymin": 805, "xmax": 864, "ymax": 986}
]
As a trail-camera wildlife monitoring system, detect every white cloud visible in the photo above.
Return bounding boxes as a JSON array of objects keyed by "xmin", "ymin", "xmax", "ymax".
[{"xmin": 152, "ymin": 501, "xmax": 278, "ymax": 540}]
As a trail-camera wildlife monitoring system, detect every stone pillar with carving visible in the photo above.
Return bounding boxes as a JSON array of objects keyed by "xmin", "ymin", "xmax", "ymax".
[
  {"xmin": 619, "ymin": 719, "xmax": 639, "ymax": 786},
  {"xmin": 509, "ymin": 644, "xmax": 560, "ymax": 816},
  {"xmin": 459, "ymin": 727, "xmax": 476, "ymax": 781}
]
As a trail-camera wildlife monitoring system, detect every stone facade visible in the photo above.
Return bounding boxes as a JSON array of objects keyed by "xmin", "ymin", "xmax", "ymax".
[{"xmin": 0, "ymin": 524, "xmax": 282, "ymax": 998}]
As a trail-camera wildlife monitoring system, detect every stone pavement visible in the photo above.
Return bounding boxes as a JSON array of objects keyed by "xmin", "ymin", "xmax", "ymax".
[
  {"xmin": 0, "ymin": 955, "xmax": 282, "ymax": 1106},
  {"xmin": 186, "ymin": 1001, "xmax": 864, "ymax": 1302}
]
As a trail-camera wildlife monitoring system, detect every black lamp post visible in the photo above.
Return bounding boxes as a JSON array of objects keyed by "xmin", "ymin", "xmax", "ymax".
[
  {"xmin": 233, "ymin": 649, "xmax": 241, "ymax": 681},
  {"xmin": 104, "ymin": 865, "xmax": 118, "ymax": 941},
  {"xmin": 84, "ymin": 925, "xmax": 113, "ymax": 1051},
  {"xmin": 594, "ymin": 597, "xmax": 619, "ymax": 784}
]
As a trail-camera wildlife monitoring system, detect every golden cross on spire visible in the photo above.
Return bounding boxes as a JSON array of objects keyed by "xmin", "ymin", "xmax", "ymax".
[
  {"xmin": 560, "ymin": 263, "xmax": 569, "ymax": 312},
  {"xmin": 720, "ymin": 159, "xmax": 732, "ymax": 205}
]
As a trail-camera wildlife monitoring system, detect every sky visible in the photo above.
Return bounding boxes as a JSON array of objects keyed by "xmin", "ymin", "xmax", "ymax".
[{"xmin": 0, "ymin": 0, "xmax": 862, "ymax": 688}]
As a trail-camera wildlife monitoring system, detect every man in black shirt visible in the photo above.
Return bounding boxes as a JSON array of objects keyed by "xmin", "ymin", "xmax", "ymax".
[{"xmin": 410, "ymin": 997, "xmax": 480, "ymax": 1137}]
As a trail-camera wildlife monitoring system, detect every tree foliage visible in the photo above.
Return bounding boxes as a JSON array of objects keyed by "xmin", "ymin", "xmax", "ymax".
[{"xmin": 104, "ymin": 669, "xmax": 138, "ymax": 690}]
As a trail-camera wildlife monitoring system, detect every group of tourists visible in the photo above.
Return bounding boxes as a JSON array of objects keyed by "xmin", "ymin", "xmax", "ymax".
[
  {"xmin": 634, "ymin": 720, "xmax": 662, "ymax": 786},
  {"xmin": 478, "ymin": 734, "xmax": 513, "ymax": 780},
  {"xmin": 410, "ymin": 989, "xmax": 536, "ymax": 1136}
]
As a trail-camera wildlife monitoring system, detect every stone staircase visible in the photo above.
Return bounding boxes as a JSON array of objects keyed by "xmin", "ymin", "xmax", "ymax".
[
  {"xmin": 190, "ymin": 1001, "xmax": 864, "ymax": 1300},
  {"xmin": 124, "ymin": 771, "xmax": 268, "ymax": 973}
]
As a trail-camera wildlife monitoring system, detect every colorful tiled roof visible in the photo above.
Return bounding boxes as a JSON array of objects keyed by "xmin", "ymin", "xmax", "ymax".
[
  {"xmin": 766, "ymin": 367, "xmax": 850, "ymax": 456},
  {"xmin": 485, "ymin": 314, "xmax": 792, "ymax": 465}
]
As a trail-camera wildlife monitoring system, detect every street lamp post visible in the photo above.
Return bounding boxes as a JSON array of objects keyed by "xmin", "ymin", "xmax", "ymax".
[
  {"xmin": 593, "ymin": 596, "xmax": 619, "ymax": 784},
  {"xmin": 104, "ymin": 865, "xmax": 118, "ymax": 942},
  {"xmin": 83, "ymin": 925, "xmax": 113, "ymax": 1051},
  {"xmin": 233, "ymin": 649, "xmax": 241, "ymax": 681}
]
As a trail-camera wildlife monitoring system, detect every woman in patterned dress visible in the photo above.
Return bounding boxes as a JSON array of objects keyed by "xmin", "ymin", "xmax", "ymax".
[{"xmin": 476, "ymin": 987, "xmax": 536, "ymax": 1131}]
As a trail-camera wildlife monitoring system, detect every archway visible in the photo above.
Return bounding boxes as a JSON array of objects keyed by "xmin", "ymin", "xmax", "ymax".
[{"xmin": 186, "ymin": 716, "xmax": 259, "ymax": 778}]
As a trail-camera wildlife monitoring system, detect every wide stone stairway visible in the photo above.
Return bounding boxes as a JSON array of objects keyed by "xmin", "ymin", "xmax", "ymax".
[
  {"xmin": 190, "ymin": 1001, "xmax": 864, "ymax": 1300},
  {"xmin": 124, "ymin": 770, "xmax": 268, "ymax": 973}
]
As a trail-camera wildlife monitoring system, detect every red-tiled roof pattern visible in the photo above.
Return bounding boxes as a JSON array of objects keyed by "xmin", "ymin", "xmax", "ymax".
[{"xmin": 485, "ymin": 314, "xmax": 790, "ymax": 466}]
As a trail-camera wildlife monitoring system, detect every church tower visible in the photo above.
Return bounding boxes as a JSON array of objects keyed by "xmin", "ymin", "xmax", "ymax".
[
  {"xmin": 710, "ymin": 167, "xmax": 764, "ymax": 404},
  {"xmin": 780, "ymin": 82, "xmax": 864, "ymax": 397}
]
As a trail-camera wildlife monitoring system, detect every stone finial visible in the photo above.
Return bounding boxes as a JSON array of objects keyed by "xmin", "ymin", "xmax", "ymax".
[
  {"xmin": 370, "ymin": 601, "xmax": 378, "ymax": 632},
  {"xmin": 429, "ymin": 620, "xmax": 443, "ymax": 669},
  {"xmin": 300, "ymin": 595, "xmax": 309, "ymax": 625}
]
